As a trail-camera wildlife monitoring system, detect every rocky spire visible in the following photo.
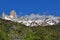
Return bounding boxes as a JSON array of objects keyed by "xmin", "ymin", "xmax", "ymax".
[
  {"xmin": 2, "ymin": 12, "xmax": 6, "ymax": 19},
  {"xmin": 10, "ymin": 10, "xmax": 17, "ymax": 18}
]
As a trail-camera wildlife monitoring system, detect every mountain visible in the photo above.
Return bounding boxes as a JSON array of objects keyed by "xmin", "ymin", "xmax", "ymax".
[
  {"xmin": 17, "ymin": 14, "xmax": 60, "ymax": 26},
  {"xmin": 0, "ymin": 18, "xmax": 60, "ymax": 40},
  {"xmin": 2, "ymin": 10, "xmax": 60, "ymax": 27}
]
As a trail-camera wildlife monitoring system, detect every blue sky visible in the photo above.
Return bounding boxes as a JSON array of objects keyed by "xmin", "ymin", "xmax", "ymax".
[{"xmin": 0, "ymin": 0, "xmax": 60, "ymax": 17}]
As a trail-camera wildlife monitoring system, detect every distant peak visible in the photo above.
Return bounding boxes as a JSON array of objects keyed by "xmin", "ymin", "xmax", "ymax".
[
  {"xmin": 11, "ymin": 10, "xmax": 15, "ymax": 12},
  {"xmin": 2, "ymin": 12, "xmax": 6, "ymax": 19}
]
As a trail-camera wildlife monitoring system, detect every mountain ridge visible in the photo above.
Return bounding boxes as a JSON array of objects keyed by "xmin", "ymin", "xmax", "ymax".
[{"xmin": 2, "ymin": 10, "xmax": 60, "ymax": 27}]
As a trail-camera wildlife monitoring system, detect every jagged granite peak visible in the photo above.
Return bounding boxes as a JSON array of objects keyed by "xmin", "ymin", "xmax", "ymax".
[
  {"xmin": 2, "ymin": 12, "xmax": 6, "ymax": 19},
  {"xmin": 2, "ymin": 10, "xmax": 18, "ymax": 21},
  {"xmin": 10, "ymin": 10, "xmax": 17, "ymax": 18}
]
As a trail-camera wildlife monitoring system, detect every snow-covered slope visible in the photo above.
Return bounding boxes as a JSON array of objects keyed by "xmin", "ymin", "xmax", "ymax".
[{"xmin": 3, "ymin": 14, "xmax": 60, "ymax": 27}]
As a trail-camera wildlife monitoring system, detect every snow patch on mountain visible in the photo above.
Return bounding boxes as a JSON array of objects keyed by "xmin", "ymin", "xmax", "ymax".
[{"xmin": 2, "ymin": 13, "xmax": 60, "ymax": 27}]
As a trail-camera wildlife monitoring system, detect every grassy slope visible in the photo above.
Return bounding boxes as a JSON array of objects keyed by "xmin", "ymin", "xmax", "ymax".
[{"xmin": 0, "ymin": 19, "xmax": 60, "ymax": 40}]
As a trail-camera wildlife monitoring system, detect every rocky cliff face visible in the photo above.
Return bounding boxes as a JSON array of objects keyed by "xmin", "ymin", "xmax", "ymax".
[
  {"xmin": 2, "ymin": 12, "xmax": 6, "ymax": 19},
  {"xmin": 10, "ymin": 10, "xmax": 17, "ymax": 18},
  {"xmin": 2, "ymin": 10, "xmax": 17, "ymax": 21}
]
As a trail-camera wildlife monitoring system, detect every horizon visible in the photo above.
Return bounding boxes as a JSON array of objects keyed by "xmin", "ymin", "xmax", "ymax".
[
  {"xmin": 1, "ymin": 10, "xmax": 60, "ymax": 18},
  {"xmin": 0, "ymin": 0, "xmax": 60, "ymax": 17}
]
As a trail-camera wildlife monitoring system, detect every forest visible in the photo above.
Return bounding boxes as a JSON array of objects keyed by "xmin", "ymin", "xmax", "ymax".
[{"xmin": 0, "ymin": 19, "xmax": 60, "ymax": 40}]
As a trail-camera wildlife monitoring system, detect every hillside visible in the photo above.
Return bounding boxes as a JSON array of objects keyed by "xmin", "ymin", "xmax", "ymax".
[{"xmin": 0, "ymin": 19, "xmax": 60, "ymax": 40}]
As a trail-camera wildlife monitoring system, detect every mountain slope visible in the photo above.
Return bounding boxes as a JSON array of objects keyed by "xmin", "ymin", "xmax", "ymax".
[
  {"xmin": 0, "ymin": 19, "xmax": 60, "ymax": 40},
  {"xmin": 3, "ymin": 13, "xmax": 60, "ymax": 26}
]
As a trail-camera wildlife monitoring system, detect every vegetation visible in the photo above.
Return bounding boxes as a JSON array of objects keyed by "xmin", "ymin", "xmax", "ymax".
[{"xmin": 0, "ymin": 19, "xmax": 60, "ymax": 40}]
